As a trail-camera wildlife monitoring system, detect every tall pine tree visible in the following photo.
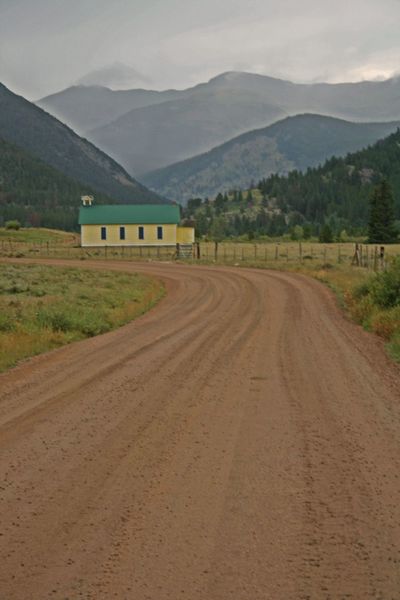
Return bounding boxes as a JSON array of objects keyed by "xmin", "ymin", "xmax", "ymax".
[{"xmin": 368, "ymin": 180, "xmax": 398, "ymax": 244}]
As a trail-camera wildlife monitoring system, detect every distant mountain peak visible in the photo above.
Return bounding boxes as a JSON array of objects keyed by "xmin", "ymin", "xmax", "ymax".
[
  {"xmin": 210, "ymin": 71, "xmax": 245, "ymax": 81},
  {"xmin": 76, "ymin": 62, "xmax": 152, "ymax": 90},
  {"xmin": 207, "ymin": 70, "xmax": 290, "ymax": 85}
]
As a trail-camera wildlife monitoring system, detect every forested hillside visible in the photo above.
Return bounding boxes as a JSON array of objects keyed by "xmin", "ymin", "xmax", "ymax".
[
  {"xmin": 258, "ymin": 128, "xmax": 400, "ymax": 228},
  {"xmin": 0, "ymin": 82, "xmax": 162, "ymax": 205},
  {"xmin": 0, "ymin": 137, "xmax": 112, "ymax": 230},
  {"xmin": 184, "ymin": 129, "xmax": 400, "ymax": 240}
]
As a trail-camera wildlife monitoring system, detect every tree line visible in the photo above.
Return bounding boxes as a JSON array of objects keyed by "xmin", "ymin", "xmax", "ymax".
[{"xmin": 184, "ymin": 130, "xmax": 400, "ymax": 243}]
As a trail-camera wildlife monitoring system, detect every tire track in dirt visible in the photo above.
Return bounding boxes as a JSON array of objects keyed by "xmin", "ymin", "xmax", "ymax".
[{"xmin": 0, "ymin": 260, "xmax": 399, "ymax": 599}]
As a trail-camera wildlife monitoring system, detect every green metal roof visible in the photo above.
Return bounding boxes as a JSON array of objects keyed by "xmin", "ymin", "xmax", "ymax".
[{"xmin": 79, "ymin": 204, "xmax": 180, "ymax": 225}]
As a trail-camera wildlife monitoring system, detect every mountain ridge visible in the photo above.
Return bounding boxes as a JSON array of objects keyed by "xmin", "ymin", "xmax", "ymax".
[
  {"xmin": 37, "ymin": 71, "xmax": 400, "ymax": 177},
  {"xmin": 142, "ymin": 114, "xmax": 400, "ymax": 202},
  {"xmin": 0, "ymin": 82, "xmax": 162, "ymax": 204}
]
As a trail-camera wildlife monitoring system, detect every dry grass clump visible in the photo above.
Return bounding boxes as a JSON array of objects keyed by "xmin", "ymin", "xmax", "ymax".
[{"xmin": 342, "ymin": 257, "xmax": 400, "ymax": 360}]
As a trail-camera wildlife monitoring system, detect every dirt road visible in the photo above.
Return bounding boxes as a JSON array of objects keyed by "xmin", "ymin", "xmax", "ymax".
[{"xmin": 0, "ymin": 260, "xmax": 399, "ymax": 599}]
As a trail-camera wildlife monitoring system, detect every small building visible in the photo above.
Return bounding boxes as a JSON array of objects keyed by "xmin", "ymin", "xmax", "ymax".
[{"xmin": 78, "ymin": 198, "xmax": 194, "ymax": 248}]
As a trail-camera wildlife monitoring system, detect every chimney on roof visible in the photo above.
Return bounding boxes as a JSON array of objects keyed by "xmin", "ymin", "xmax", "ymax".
[{"xmin": 81, "ymin": 195, "xmax": 94, "ymax": 206}]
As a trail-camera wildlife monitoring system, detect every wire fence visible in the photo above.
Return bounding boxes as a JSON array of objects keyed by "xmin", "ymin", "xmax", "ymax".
[
  {"xmin": 0, "ymin": 240, "xmax": 177, "ymax": 261},
  {"xmin": 1, "ymin": 239, "xmax": 400, "ymax": 269},
  {"xmin": 196, "ymin": 242, "xmax": 400, "ymax": 270}
]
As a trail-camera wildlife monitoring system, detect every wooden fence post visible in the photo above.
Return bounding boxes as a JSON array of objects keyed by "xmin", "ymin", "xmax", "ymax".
[
  {"xmin": 352, "ymin": 243, "xmax": 360, "ymax": 266},
  {"xmin": 374, "ymin": 246, "xmax": 378, "ymax": 271},
  {"xmin": 380, "ymin": 246, "xmax": 385, "ymax": 270}
]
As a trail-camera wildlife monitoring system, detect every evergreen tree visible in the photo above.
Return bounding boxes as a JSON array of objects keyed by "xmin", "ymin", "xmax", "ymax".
[
  {"xmin": 368, "ymin": 180, "xmax": 398, "ymax": 243},
  {"xmin": 319, "ymin": 224, "xmax": 334, "ymax": 243},
  {"xmin": 214, "ymin": 192, "xmax": 225, "ymax": 214},
  {"xmin": 194, "ymin": 212, "xmax": 208, "ymax": 237},
  {"xmin": 303, "ymin": 223, "xmax": 312, "ymax": 239},
  {"xmin": 210, "ymin": 216, "xmax": 226, "ymax": 242}
]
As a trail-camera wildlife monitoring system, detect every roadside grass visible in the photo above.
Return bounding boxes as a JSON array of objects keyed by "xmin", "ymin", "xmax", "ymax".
[
  {"xmin": 343, "ymin": 257, "xmax": 400, "ymax": 361},
  {"xmin": 0, "ymin": 264, "xmax": 164, "ymax": 372}
]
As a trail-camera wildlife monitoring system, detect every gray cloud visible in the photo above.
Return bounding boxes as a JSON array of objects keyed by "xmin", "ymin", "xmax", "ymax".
[{"xmin": 1, "ymin": 0, "xmax": 400, "ymax": 99}]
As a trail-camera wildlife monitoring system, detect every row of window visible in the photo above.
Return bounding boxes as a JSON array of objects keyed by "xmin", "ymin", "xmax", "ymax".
[{"xmin": 100, "ymin": 226, "xmax": 163, "ymax": 241}]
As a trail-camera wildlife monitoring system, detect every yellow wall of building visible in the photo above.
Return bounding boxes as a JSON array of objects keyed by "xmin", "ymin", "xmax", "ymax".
[
  {"xmin": 81, "ymin": 223, "xmax": 178, "ymax": 246},
  {"xmin": 177, "ymin": 227, "xmax": 195, "ymax": 244}
]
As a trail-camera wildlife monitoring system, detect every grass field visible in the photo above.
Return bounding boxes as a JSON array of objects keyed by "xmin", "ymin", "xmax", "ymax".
[
  {"xmin": 0, "ymin": 227, "xmax": 78, "ymax": 244},
  {"xmin": 0, "ymin": 263, "xmax": 164, "ymax": 372}
]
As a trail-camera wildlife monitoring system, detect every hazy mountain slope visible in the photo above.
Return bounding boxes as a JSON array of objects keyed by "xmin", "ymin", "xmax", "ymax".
[
  {"xmin": 196, "ymin": 72, "xmax": 400, "ymax": 122},
  {"xmin": 89, "ymin": 89, "xmax": 286, "ymax": 175},
  {"xmin": 0, "ymin": 83, "xmax": 162, "ymax": 204},
  {"xmin": 37, "ymin": 85, "xmax": 185, "ymax": 133},
  {"xmin": 89, "ymin": 71, "xmax": 400, "ymax": 176},
  {"xmin": 143, "ymin": 115, "xmax": 400, "ymax": 202},
  {"xmin": 38, "ymin": 71, "xmax": 400, "ymax": 178},
  {"xmin": 0, "ymin": 137, "xmax": 113, "ymax": 230}
]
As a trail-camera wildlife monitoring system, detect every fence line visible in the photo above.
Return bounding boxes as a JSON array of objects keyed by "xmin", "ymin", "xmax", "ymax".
[
  {"xmin": 195, "ymin": 242, "xmax": 399, "ymax": 270},
  {"xmin": 1, "ymin": 239, "xmax": 399, "ymax": 269}
]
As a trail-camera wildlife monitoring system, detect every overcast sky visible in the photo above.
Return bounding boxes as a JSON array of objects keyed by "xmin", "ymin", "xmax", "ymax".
[{"xmin": 1, "ymin": 0, "xmax": 400, "ymax": 99}]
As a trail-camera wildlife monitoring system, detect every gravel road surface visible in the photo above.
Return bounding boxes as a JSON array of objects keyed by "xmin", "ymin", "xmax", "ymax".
[{"xmin": 0, "ymin": 260, "xmax": 399, "ymax": 599}]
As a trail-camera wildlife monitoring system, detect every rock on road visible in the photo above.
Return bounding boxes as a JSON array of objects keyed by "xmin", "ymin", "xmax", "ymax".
[{"xmin": 0, "ymin": 260, "xmax": 399, "ymax": 599}]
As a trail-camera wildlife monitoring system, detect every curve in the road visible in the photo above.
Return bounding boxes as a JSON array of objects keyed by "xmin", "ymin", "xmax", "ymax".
[{"xmin": 0, "ymin": 260, "xmax": 399, "ymax": 600}]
